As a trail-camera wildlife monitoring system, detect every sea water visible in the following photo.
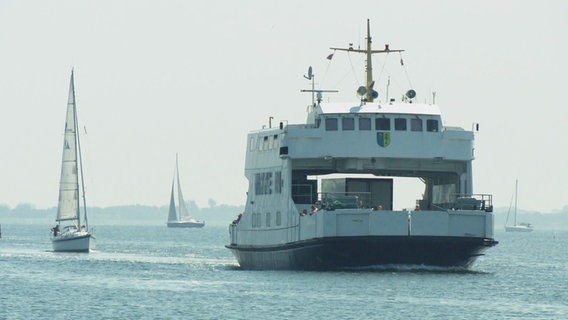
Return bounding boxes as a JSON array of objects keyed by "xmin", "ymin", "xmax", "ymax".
[{"xmin": 1, "ymin": 224, "xmax": 567, "ymax": 320}]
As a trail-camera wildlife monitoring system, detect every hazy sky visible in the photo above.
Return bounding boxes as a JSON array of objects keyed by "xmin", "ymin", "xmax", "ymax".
[{"xmin": 1, "ymin": 1, "xmax": 567, "ymax": 212}]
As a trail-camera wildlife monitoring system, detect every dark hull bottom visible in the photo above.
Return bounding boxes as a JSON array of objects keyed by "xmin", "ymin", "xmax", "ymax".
[{"xmin": 226, "ymin": 236, "xmax": 498, "ymax": 270}]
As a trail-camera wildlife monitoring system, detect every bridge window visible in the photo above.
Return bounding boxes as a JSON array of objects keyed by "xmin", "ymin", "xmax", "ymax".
[
  {"xmin": 266, "ymin": 212, "xmax": 271, "ymax": 227},
  {"xmin": 376, "ymin": 118, "xmax": 390, "ymax": 131},
  {"xmin": 359, "ymin": 118, "xmax": 371, "ymax": 130},
  {"xmin": 411, "ymin": 118, "xmax": 423, "ymax": 132},
  {"xmin": 276, "ymin": 211, "xmax": 282, "ymax": 226},
  {"xmin": 342, "ymin": 118, "xmax": 355, "ymax": 131},
  {"xmin": 325, "ymin": 118, "xmax": 338, "ymax": 131},
  {"xmin": 395, "ymin": 118, "xmax": 407, "ymax": 131},
  {"xmin": 427, "ymin": 119, "xmax": 439, "ymax": 132},
  {"xmin": 263, "ymin": 136, "xmax": 270, "ymax": 149}
]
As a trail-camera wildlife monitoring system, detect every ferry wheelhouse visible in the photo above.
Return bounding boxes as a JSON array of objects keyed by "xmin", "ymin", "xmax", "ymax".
[{"xmin": 226, "ymin": 20, "xmax": 498, "ymax": 270}]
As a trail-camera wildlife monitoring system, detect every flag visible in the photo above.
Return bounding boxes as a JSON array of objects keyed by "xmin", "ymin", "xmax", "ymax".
[{"xmin": 326, "ymin": 53, "xmax": 334, "ymax": 60}]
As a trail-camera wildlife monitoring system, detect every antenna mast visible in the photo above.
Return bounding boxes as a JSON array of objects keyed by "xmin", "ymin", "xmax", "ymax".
[
  {"xmin": 330, "ymin": 19, "xmax": 404, "ymax": 102},
  {"xmin": 301, "ymin": 66, "xmax": 338, "ymax": 106}
]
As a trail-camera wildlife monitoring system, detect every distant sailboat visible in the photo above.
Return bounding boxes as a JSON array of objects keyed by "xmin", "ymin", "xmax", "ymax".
[
  {"xmin": 51, "ymin": 69, "xmax": 94, "ymax": 252},
  {"xmin": 167, "ymin": 155, "xmax": 205, "ymax": 228},
  {"xmin": 505, "ymin": 180, "xmax": 533, "ymax": 232}
]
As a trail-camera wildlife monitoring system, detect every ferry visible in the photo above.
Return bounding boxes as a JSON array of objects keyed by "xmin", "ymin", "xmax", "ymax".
[{"xmin": 226, "ymin": 20, "xmax": 498, "ymax": 270}]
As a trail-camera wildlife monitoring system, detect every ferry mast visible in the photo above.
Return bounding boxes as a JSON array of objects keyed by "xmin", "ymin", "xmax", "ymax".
[{"xmin": 330, "ymin": 19, "xmax": 404, "ymax": 102}]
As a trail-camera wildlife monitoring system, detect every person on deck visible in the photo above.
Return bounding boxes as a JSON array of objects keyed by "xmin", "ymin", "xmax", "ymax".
[{"xmin": 52, "ymin": 225, "xmax": 60, "ymax": 237}]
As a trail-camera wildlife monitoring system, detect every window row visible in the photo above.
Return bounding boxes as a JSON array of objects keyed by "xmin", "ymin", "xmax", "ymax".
[
  {"xmin": 250, "ymin": 134, "xmax": 280, "ymax": 152},
  {"xmin": 251, "ymin": 211, "xmax": 282, "ymax": 228},
  {"xmin": 323, "ymin": 117, "xmax": 439, "ymax": 132}
]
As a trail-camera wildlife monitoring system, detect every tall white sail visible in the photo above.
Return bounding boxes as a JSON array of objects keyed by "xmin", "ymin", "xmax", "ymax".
[
  {"xmin": 57, "ymin": 71, "xmax": 80, "ymax": 222},
  {"xmin": 176, "ymin": 157, "xmax": 191, "ymax": 221},
  {"xmin": 166, "ymin": 155, "xmax": 204, "ymax": 228},
  {"xmin": 167, "ymin": 179, "xmax": 178, "ymax": 222},
  {"xmin": 177, "ymin": 174, "xmax": 191, "ymax": 221}
]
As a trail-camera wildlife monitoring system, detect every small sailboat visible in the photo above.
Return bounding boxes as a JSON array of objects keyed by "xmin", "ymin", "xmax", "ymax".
[
  {"xmin": 51, "ymin": 69, "xmax": 94, "ymax": 252},
  {"xmin": 167, "ymin": 155, "xmax": 205, "ymax": 228},
  {"xmin": 505, "ymin": 180, "xmax": 533, "ymax": 232}
]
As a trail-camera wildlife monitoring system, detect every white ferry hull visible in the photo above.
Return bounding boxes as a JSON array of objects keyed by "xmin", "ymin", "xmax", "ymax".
[
  {"xmin": 227, "ymin": 208, "xmax": 498, "ymax": 270},
  {"xmin": 52, "ymin": 232, "xmax": 93, "ymax": 252},
  {"xmin": 227, "ymin": 236, "xmax": 496, "ymax": 270},
  {"xmin": 167, "ymin": 221, "xmax": 205, "ymax": 228}
]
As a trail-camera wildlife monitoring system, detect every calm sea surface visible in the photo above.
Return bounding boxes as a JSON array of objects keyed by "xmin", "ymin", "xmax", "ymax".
[{"xmin": 1, "ymin": 224, "xmax": 566, "ymax": 320}]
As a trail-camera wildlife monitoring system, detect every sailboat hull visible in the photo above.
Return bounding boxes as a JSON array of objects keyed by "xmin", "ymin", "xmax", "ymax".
[
  {"xmin": 505, "ymin": 226, "xmax": 533, "ymax": 232},
  {"xmin": 226, "ymin": 236, "xmax": 498, "ymax": 271},
  {"xmin": 52, "ymin": 232, "xmax": 93, "ymax": 252},
  {"xmin": 505, "ymin": 180, "xmax": 532, "ymax": 233},
  {"xmin": 167, "ymin": 221, "xmax": 205, "ymax": 228}
]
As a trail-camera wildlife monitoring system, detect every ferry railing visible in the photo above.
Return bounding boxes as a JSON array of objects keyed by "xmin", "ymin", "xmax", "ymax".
[
  {"xmin": 317, "ymin": 192, "xmax": 372, "ymax": 210},
  {"xmin": 433, "ymin": 193, "xmax": 493, "ymax": 212}
]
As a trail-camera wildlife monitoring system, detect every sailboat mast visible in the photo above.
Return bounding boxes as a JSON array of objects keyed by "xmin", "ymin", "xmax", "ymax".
[
  {"xmin": 176, "ymin": 153, "xmax": 180, "ymax": 220},
  {"xmin": 70, "ymin": 70, "xmax": 81, "ymax": 228},
  {"xmin": 73, "ymin": 70, "xmax": 88, "ymax": 230},
  {"xmin": 514, "ymin": 179, "xmax": 518, "ymax": 226}
]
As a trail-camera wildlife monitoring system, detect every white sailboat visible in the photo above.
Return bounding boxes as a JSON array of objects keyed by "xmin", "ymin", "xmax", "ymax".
[
  {"xmin": 167, "ymin": 155, "xmax": 205, "ymax": 228},
  {"xmin": 51, "ymin": 69, "xmax": 94, "ymax": 252},
  {"xmin": 505, "ymin": 180, "xmax": 533, "ymax": 232}
]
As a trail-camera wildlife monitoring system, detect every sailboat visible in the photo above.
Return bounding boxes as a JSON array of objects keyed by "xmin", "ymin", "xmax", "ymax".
[
  {"xmin": 167, "ymin": 155, "xmax": 205, "ymax": 228},
  {"xmin": 51, "ymin": 69, "xmax": 94, "ymax": 252},
  {"xmin": 505, "ymin": 180, "xmax": 533, "ymax": 232}
]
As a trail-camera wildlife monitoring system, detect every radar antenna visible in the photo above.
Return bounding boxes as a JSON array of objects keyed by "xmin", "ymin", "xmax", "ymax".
[{"xmin": 300, "ymin": 66, "xmax": 338, "ymax": 106}]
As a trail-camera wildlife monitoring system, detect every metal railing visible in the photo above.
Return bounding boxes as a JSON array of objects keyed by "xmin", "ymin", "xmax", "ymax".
[
  {"xmin": 316, "ymin": 192, "xmax": 372, "ymax": 210},
  {"xmin": 433, "ymin": 193, "xmax": 493, "ymax": 212}
]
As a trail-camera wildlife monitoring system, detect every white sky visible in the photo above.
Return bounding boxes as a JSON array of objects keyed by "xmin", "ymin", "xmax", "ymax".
[{"xmin": 1, "ymin": 1, "xmax": 567, "ymax": 212}]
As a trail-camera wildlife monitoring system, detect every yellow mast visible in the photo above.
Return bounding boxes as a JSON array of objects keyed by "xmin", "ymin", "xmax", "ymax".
[{"xmin": 330, "ymin": 19, "xmax": 404, "ymax": 102}]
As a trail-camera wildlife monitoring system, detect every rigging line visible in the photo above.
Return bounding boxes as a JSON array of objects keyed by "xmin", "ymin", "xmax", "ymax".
[
  {"xmin": 333, "ymin": 69, "xmax": 355, "ymax": 89},
  {"xmin": 376, "ymin": 54, "xmax": 390, "ymax": 86},
  {"xmin": 505, "ymin": 184, "xmax": 516, "ymax": 226},
  {"xmin": 347, "ymin": 52, "xmax": 361, "ymax": 87},
  {"xmin": 400, "ymin": 52, "xmax": 414, "ymax": 89}
]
